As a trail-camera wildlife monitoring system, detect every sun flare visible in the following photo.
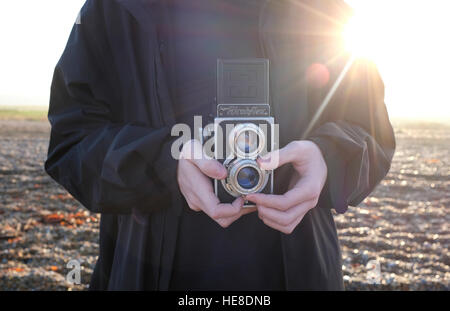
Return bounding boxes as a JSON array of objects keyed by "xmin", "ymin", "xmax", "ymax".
[
  {"xmin": 342, "ymin": 0, "xmax": 450, "ymax": 120},
  {"xmin": 343, "ymin": 14, "xmax": 382, "ymax": 61}
]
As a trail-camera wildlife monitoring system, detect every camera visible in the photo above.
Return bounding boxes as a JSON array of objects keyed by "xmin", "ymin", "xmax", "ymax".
[{"xmin": 213, "ymin": 59, "xmax": 275, "ymax": 207}]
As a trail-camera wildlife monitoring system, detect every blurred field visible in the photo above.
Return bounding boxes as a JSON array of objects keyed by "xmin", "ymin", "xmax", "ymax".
[
  {"xmin": 0, "ymin": 107, "xmax": 47, "ymax": 121},
  {"xmin": 0, "ymin": 117, "xmax": 448, "ymax": 290}
]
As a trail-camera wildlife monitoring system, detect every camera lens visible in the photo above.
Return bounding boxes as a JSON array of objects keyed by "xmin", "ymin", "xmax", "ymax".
[
  {"xmin": 237, "ymin": 166, "xmax": 260, "ymax": 189},
  {"xmin": 236, "ymin": 131, "xmax": 259, "ymax": 154},
  {"xmin": 221, "ymin": 158, "xmax": 270, "ymax": 197},
  {"xmin": 230, "ymin": 123, "xmax": 265, "ymax": 158}
]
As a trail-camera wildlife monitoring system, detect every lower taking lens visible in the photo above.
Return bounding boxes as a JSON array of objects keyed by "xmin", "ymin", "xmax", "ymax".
[{"xmin": 236, "ymin": 166, "xmax": 260, "ymax": 190}]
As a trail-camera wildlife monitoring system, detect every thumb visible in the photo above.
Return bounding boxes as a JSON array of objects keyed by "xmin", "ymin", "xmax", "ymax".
[
  {"xmin": 193, "ymin": 158, "xmax": 228, "ymax": 180},
  {"xmin": 257, "ymin": 149, "xmax": 283, "ymax": 170},
  {"xmin": 257, "ymin": 142, "xmax": 297, "ymax": 170}
]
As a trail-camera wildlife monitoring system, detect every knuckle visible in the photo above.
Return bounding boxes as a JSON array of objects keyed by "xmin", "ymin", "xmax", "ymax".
[
  {"xmin": 312, "ymin": 185, "xmax": 321, "ymax": 197},
  {"xmin": 262, "ymin": 217, "xmax": 270, "ymax": 226},
  {"xmin": 281, "ymin": 224, "xmax": 295, "ymax": 235},
  {"xmin": 187, "ymin": 202, "xmax": 199, "ymax": 211},
  {"xmin": 305, "ymin": 184, "xmax": 319, "ymax": 199},
  {"xmin": 279, "ymin": 215, "xmax": 292, "ymax": 227},
  {"xmin": 277, "ymin": 196, "xmax": 289, "ymax": 210},
  {"xmin": 232, "ymin": 205, "xmax": 241, "ymax": 214},
  {"xmin": 257, "ymin": 208, "xmax": 266, "ymax": 218},
  {"xmin": 311, "ymin": 197, "xmax": 319, "ymax": 207},
  {"xmin": 284, "ymin": 227, "xmax": 294, "ymax": 235},
  {"xmin": 209, "ymin": 209, "xmax": 220, "ymax": 219},
  {"xmin": 189, "ymin": 197, "xmax": 201, "ymax": 208},
  {"xmin": 290, "ymin": 140, "xmax": 303, "ymax": 153},
  {"xmin": 186, "ymin": 197, "xmax": 201, "ymax": 211},
  {"xmin": 218, "ymin": 220, "xmax": 230, "ymax": 228}
]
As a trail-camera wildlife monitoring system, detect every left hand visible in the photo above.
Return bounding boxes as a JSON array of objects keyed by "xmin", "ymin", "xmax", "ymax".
[{"xmin": 244, "ymin": 140, "xmax": 328, "ymax": 234}]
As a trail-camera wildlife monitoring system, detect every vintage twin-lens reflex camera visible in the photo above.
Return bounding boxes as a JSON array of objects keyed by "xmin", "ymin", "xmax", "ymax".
[{"xmin": 213, "ymin": 59, "xmax": 275, "ymax": 207}]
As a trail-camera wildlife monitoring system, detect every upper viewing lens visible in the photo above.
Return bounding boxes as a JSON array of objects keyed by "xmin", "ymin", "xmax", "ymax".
[{"xmin": 236, "ymin": 130, "xmax": 259, "ymax": 154}]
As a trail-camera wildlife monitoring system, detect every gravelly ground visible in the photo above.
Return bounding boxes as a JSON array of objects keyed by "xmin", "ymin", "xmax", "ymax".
[{"xmin": 0, "ymin": 119, "xmax": 448, "ymax": 290}]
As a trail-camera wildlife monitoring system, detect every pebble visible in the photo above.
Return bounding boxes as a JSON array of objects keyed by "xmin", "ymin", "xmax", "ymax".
[{"xmin": 1, "ymin": 120, "xmax": 449, "ymax": 291}]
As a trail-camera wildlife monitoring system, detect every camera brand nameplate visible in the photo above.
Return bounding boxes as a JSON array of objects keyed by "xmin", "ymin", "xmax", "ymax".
[
  {"xmin": 217, "ymin": 58, "xmax": 269, "ymax": 106},
  {"xmin": 217, "ymin": 104, "xmax": 270, "ymax": 117}
]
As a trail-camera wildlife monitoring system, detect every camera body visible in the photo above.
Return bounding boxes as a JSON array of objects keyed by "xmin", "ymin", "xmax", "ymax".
[{"xmin": 213, "ymin": 59, "xmax": 275, "ymax": 207}]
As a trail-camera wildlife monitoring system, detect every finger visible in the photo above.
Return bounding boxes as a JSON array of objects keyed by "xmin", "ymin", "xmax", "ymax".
[
  {"xmin": 241, "ymin": 206, "xmax": 258, "ymax": 215},
  {"xmin": 178, "ymin": 159, "xmax": 216, "ymax": 209},
  {"xmin": 184, "ymin": 195, "xmax": 202, "ymax": 212},
  {"xmin": 193, "ymin": 158, "xmax": 227, "ymax": 180},
  {"xmin": 259, "ymin": 214, "xmax": 302, "ymax": 235},
  {"xmin": 179, "ymin": 159, "xmax": 217, "ymax": 193},
  {"xmin": 179, "ymin": 159, "xmax": 240, "ymax": 218},
  {"xmin": 180, "ymin": 139, "xmax": 204, "ymax": 160},
  {"xmin": 257, "ymin": 141, "xmax": 299, "ymax": 170},
  {"xmin": 201, "ymin": 195, "xmax": 244, "ymax": 220},
  {"xmin": 245, "ymin": 183, "xmax": 317, "ymax": 211},
  {"xmin": 216, "ymin": 206, "xmax": 257, "ymax": 228},
  {"xmin": 181, "ymin": 140, "xmax": 227, "ymax": 180},
  {"xmin": 257, "ymin": 199, "xmax": 314, "ymax": 227}
]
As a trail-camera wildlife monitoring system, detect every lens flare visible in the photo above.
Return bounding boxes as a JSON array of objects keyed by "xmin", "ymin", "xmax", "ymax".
[{"xmin": 306, "ymin": 63, "xmax": 330, "ymax": 88}]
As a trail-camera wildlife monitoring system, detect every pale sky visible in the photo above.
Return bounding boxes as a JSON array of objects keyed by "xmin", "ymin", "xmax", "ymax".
[
  {"xmin": 0, "ymin": 0, "xmax": 86, "ymax": 107},
  {"xmin": 0, "ymin": 0, "xmax": 449, "ymax": 121}
]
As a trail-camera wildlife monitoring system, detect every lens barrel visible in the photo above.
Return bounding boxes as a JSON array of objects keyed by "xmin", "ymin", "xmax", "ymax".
[{"xmin": 222, "ymin": 158, "xmax": 269, "ymax": 196}]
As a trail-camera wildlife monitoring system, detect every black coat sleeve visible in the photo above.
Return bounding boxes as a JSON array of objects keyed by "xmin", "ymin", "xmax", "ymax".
[
  {"xmin": 307, "ymin": 57, "xmax": 396, "ymax": 214},
  {"xmin": 299, "ymin": 0, "xmax": 396, "ymax": 214},
  {"xmin": 45, "ymin": 0, "xmax": 178, "ymax": 214}
]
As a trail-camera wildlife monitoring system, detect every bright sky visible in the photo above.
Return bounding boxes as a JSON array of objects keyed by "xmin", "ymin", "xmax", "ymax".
[
  {"xmin": 0, "ymin": 0, "xmax": 449, "ymax": 121},
  {"xmin": 0, "ymin": 0, "xmax": 85, "ymax": 107},
  {"xmin": 344, "ymin": 0, "xmax": 450, "ymax": 121}
]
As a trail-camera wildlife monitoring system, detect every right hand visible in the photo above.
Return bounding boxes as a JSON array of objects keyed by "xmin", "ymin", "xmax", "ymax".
[{"xmin": 177, "ymin": 140, "xmax": 256, "ymax": 228}]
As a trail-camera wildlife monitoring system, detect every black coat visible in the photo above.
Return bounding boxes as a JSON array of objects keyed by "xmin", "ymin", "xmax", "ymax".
[{"xmin": 45, "ymin": 0, "xmax": 395, "ymax": 290}]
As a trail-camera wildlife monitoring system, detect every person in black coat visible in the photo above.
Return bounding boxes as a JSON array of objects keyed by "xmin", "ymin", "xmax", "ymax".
[{"xmin": 45, "ymin": 0, "xmax": 395, "ymax": 290}]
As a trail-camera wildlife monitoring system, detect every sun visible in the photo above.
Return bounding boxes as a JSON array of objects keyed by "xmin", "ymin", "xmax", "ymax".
[
  {"xmin": 341, "ymin": 0, "xmax": 450, "ymax": 120},
  {"xmin": 343, "ymin": 16, "xmax": 376, "ymax": 59},
  {"xmin": 342, "ymin": 6, "xmax": 387, "ymax": 62}
]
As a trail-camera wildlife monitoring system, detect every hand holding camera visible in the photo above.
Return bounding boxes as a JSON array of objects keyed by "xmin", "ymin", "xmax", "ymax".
[
  {"xmin": 177, "ymin": 139, "xmax": 256, "ymax": 228},
  {"xmin": 245, "ymin": 140, "xmax": 328, "ymax": 235}
]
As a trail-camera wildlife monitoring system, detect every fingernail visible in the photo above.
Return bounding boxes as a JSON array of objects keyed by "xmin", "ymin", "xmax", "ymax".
[
  {"xmin": 258, "ymin": 155, "xmax": 271, "ymax": 163},
  {"xmin": 217, "ymin": 168, "xmax": 227, "ymax": 179},
  {"xmin": 236, "ymin": 197, "xmax": 244, "ymax": 207}
]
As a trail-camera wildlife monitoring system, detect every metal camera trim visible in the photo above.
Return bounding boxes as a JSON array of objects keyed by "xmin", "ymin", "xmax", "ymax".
[
  {"xmin": 229, "ymin": 123, "xmax": 265, "ymax": 159},
  {"xmin": 213, "ymin": 116, "xmax": 275, "ymax": 208},
  {"xmin": 221, "ymin": 158, "xmax": 270, "ymax": 197}
]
